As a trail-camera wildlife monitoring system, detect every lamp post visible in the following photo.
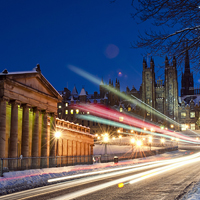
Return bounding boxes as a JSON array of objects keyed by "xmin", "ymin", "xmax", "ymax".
[
  {"xmin": 176, "ymin": 138, "xmax": 179, "ymax": 148},
  {"xmin": 131, "ymin": 138, "xmax": 135, "ymax": 153},
  {"xmin": 161, "ymin": 138, "xmax": 165, "ymax": 147},
  {"xmin": 55, "ymin": 131, "xmax": 61, "ymax": 166},
  {"xmin": 103, "ymin": 135, "xmax": 109, "ymax": 155},
  {"xmin": 149, "ymin": 136, "xmax": 152, "ymax": 151}
]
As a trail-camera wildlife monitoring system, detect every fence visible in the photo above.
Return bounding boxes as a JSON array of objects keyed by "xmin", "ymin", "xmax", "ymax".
[{"xmin": 0, "ymin": 155, "xmax": 92, "ymax": 177}]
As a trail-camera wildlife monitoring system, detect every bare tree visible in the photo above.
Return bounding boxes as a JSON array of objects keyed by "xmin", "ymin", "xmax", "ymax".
[{"xmin": 113, "ymin": 0, "xmax": 200, "ymax": 71}]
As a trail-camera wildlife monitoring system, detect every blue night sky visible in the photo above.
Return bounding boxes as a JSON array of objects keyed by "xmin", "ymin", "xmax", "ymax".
[{"xmin": 0, "ymin": 0, "xmax": 197, "ymax": 95}]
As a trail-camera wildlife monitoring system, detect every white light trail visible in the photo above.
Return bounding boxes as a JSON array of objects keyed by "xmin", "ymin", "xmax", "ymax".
[{"xmin": 52, "ymin": 152, "xmax": 200, "ymax": 200}]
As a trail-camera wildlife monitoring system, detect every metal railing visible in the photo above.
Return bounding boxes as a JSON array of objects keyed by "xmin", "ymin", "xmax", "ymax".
[{"xmin": 0, "ymin": 155, "xmax": 92, "ymax": 177}]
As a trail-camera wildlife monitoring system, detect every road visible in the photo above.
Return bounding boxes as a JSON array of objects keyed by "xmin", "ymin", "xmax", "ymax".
[{"xmin": 1, "ymin": 151, "xmax": 200, "ymax": 200}]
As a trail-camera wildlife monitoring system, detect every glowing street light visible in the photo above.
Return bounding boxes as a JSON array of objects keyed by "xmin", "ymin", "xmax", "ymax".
[
  {"xmin": 103, "ymin": 135, "xmax": 109, "ymax": 155},
  {"xmin": 161, "ymin": 138, "xmax": 165, "ymax": 146},
  {"xmin": 55, "ymin": 131, "xmax": 61, "ymax": 138},
  {"xmin": 149, "ymin": 136, "xmax": 152, "ymax": 151},
  {"xmin": 112, "ymin": 137, "xmax": 115, "ymax": 140},
  {"xmin": 136, "ymin": 140, "xmax": 142, "ymax": 147},
  {"xmin": 97, "ymin": 136, "xmax": 100, "ymax": 139},
  {"xmin": 131, "ymin": 138, "xmax": 135, "ymax": 152},
  {"xmin": 144, "ymin": 127, "xmax": 147, "ymax": 131}
]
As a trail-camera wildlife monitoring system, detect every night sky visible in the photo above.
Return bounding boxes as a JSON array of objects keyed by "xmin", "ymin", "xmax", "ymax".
[{"xmin": 0, "ymin": 0, "xmax": 196, "ymax": 95}]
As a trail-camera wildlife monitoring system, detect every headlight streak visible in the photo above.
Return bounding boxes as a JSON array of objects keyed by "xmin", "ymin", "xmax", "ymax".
[
  {"xmin": 72, "ymin": 103, "xmax": 199, "ymax": 144},
  {"xmin": 69, "ymin": 65, "xmax": 179, "ymax": 127},
  {"xmin": 53, "ymin": 152, "xmax": 200, "ymax": 200},
  {"xmin": 48, "ymin": 152, "xmax": 200, "ymax": 183},
  {"xmin": 76, "ymin": 114, "xmax": 198, "ymax": 144}
]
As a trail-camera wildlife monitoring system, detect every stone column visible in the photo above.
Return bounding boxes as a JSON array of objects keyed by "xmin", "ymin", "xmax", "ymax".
[
  {"xmin": 50, "ymin": 113, "xmax": 56, "ymax": 157},
  {"xmin": 32, "ymin": 107, "xmax": 40, "ymax": 168},
  {"xmin": 32, "ymin": 107, "xmax": 40, "ymax": 157},
  {"xmin": 9, "ymin": 100, "xmax": 20, "ymax": 158},
  {"xmin": 21, "ymin": 104, "xmax": 30, "ymax": 157},
  {"xmin": 41, "ymin": 111, "xmax": 48, "ymax": 168},
  {"xmin": 0, "ymin": 98, "xmax": 8, "ymax": 158},
  {"xmin": 9, "ymin": 100, "xmax": 20, "ymax": 170},
  {"xmin": 21, "ymin": 104, "xmax": 31, "ymax": 169}
]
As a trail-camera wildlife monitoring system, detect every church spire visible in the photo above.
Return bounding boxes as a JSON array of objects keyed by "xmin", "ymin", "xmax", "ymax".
[{"xmin": 185, "ymin": 47, "xmax": 190, "ymax": 73}]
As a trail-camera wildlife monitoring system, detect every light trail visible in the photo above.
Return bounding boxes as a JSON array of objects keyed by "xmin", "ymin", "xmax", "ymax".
[
  {"xmin": 76, "ymin": 113, "xmax": 199, "ymax": 144},
  {"xmin": 69, "ymin": 65, "xmax": 180, "ymax": 126},
  {"xmin": 53, "ymin": 152, "xmax": 200, "ymax": 200},
  {"xmin": 49, "ymin": 151, "xmax": 200, "ymax": 183}
]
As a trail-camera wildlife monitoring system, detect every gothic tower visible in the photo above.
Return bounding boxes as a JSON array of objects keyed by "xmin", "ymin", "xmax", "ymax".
[
  {"xmin": 164, "ymin": 56, "xmax": 178, "ymax": 121},
  {"xmin": 142, "ymin": 57, "xmax": 156, "ymax": 120},
  {"xmin": 181, "ymin": 49, "xmax": 194, "ymax": 96}
]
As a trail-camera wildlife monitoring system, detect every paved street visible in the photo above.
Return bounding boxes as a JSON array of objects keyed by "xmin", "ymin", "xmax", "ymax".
[{"xmin": 1, "ymin": 150, "xmax": 200, "ymax": 200}]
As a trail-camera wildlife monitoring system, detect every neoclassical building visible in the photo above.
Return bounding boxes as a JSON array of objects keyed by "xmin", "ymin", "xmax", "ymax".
[{"xmin": 0, "ymin": 65, "xmax": 94, "ymax": 168}]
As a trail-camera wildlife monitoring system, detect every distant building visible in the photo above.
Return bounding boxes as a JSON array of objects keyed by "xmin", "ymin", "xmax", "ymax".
[{"xmin": 58, "ymin": 50, "xmax": 200, "ymax": 134}]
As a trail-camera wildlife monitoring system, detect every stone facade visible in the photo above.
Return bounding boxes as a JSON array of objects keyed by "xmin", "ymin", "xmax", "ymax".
[{"xmin": 0, "ymin": 65, "xmax": 94, "ymax": 162}]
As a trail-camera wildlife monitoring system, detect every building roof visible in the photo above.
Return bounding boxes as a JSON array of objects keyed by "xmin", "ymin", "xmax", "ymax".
[
  {"xmin": 71, "ymin": 85, "xmax": 78, "ymax": 95},
  {"xmin": 79, "ymin": 88, "xmax": 87, "ymax": 96}
]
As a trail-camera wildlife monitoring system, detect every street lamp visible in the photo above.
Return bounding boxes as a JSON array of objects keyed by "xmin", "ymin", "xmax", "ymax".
[
  {"xmin": 103, "ymin": 136, "xmax": 109, "ymax": 155},
  {"xmin": 149, "ymin": 136, "xmax": 152, "ymax": 151},
  {"xmin": 55, "ymin": 131, "xmax": 61, "ymax": 167},
  {"xmin": 131, "ymin": 138, "xmax": 135, "ymax": 153},
  {"xmin": 176, "ymin": 138, "xmax": 179, "ymax": 147},
  {"xmin": 161, "ymin": 138, "xmax": 165, "ymax": 147},
  {"xmin": 136, "ymin": 140, "xmax": 142, "ymax": 148}
]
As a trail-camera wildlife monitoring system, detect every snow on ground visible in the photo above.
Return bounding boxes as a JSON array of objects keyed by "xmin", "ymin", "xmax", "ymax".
[
  {"xmin": 0, "ymin": 150, "xmax": 188, "ymax": 195},
  {"xmin": 181, "ymin": 182, "xmax": 200, "ymax": 200}
]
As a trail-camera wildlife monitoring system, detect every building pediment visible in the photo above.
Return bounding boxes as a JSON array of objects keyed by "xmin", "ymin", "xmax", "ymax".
[{"xmin": 0, "ymin": 70, "xmax": 62, "ymax": 101}]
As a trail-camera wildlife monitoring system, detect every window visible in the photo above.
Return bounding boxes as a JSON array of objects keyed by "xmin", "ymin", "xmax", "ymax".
[
  {"xmin": 70, "ymin": 109, "xmax": 73, "ymax": 114},
  {"xmin": 181, "ymin": 112, "xmax": 186, "ymax": 118},
  {"xmin": 120, "ymin": 108, "xmax": 123, "ymax": 112},
  {"xmin": 181, "ymin": 124, "xmax": 186, "ymax": 131},
  {"xmin": 76, "ymin": 109, "xmax": 79, "ymax": 114},
  {"xmin": 191, "ymin": 123, "xmax": 195, "ymax": 130},
  {"xmin": 147, "ymin": 112, "xmax": 150, "ymax": 116},
  {"xmin": 147, "ymin": 86, "xmax": 150, "ymax": 91},
  {"xmin": 59, "ymin": 112, "xmax": 61, "ymax": 115},
  {"xmin": 128, "ymin": 107, "xmax": 131, "ymax": 112},
  {"xmin": 65, "ymin": 103, "xmax": 68, "ymax": 107},
  {"xmin": 190, "ymin": 112, "xmax": 195, "ymax": 118},
  {"xmin": 146, "ymin": 74, "xmax": 149, "ymax": 80},
  {"xmin": 147, "ymin": 99, "xmax": 150, "ymax": 104},
  {"xmin": 65, "ymin": 110, "xmax": 68, "ymax": 114},
  {"xmin": 58, "ymin": 105, "xmax": 62, "ymax": 108},
  {"xmin": 87, "ymin": 112, "xmax": 90, "ymax": 114},
  {"xmin": 88, "ymin": 121, "xmax": 90, "ymax": 126}
]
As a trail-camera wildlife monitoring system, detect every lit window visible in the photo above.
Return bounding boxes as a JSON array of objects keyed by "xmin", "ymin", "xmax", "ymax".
[
  {"xmin": 58, "ymin": 105, "xmax": 62, "ymax": 108},
  {"xmin": 128, "ymin": 107, "xmax": 131, "ymax": 112},
  {"xmin": 120, "ymin": 108, "xmax": 123, "ymax": 112},
  {"xmin": 190, "ymin": 112, "xmax": 195, "ymax": 118},
  {"xmin": 65, "ymin": 110, "xmax": 68, "ymax": 114},
  {"xmin": 191, "ymin": 123, "xmax": 195, "ymax": 130},
  {"xmin": 181, "ymin": 124, "xmax": 186, "ymax": 131},
  {"xmin": 147, "ymin": 112, "xmax": 150, "ymax": 116},
  {"xmin": 71, "ymin": 109, "xmax": 73, "ymax": 114},
  {"xmin": 76, "ymin": 109, "xmax": 79, "ymax": 114},
  {"xmin": 181, "ymin": 112, "xmax": 186, "ymax": 118},
  {"xmin": 65, "ymin": 103, "xmax": 68, "ymax": 107},
  {"xmin": 59, "ymin": 112, "xmax": 61, "ymax": 115},
  {"xmin": 87, "ymin": 112, "xmax": 90, "ymax": 114}
]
